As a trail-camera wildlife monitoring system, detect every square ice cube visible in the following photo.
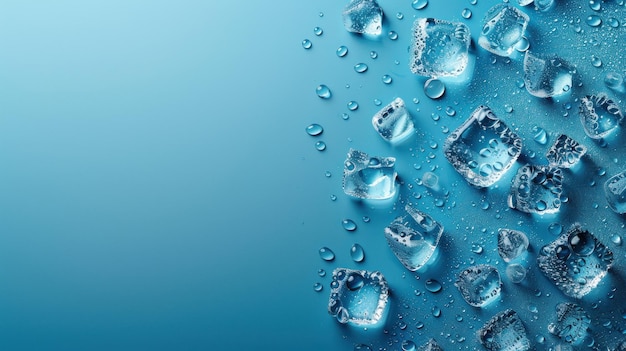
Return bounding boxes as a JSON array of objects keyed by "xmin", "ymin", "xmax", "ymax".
[
  {"xmin": 508, "ymin": 165, "xmax": 563, "ymax": 214},
  {"xmin": 523, "ymin": 52, "xmax": 574, "ymax": 98},
  {"xmin": 455, "ymin": 264, "xmax": 501, "ymax": 307},
  {"xmin": 478, "ymin": 309, "xmax": 530, "ymax": 351},
  {"xmin": 548, "ymin": 302, "xmax": 591, "ymax": 345},
  {"xmin": 545, "ymin": 134, "xmax": 586, "ymax": 168},
  {"xmin": 343, "ymin": 149, "xmax": 397, "ymax": 200},
  {"xmin": 478, "ymin": 4, "xmax": 529, "ymax": 57},
  {"xmin": 327, "ymin": 268, "xmax": 389, "ymax": 326},
  {"xmin": 371, "ymin": 98, "xmax": 414, "ymax": 143},
  {"xmin": 604, "ymin": 170, "xmax": 626, "ymax": 214},
  {"xmin": 409, "ymin": 18, "xmax": 471, "ymax": 77},
  {"xmin": 342, "ymin": 0, "xmax": 383, "ymax": 36},
  {"xmin": 579, "ymin": 93, "xmax": 623, "ymax": 139},
  {"xmin": 444, "ymin": 106, "xmax": 522, "ymax": 187}
]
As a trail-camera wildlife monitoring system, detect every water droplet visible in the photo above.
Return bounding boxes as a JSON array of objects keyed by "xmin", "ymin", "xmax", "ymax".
[
  {"xmin": 469, "ymin": 0, "xmax": 477, "ymax": 4},
  {"xmin": 302, "ymin": 39, "xmax": 312, "ymax": 49},
  {"xmin": 586, "ymin": 15, "xmax": 602, "ymax": 27},
  {"xmin": 388, "ymin": 31, "xmax": 398, "ymax": 40},
  {"xmin": 319, "ymin": 247, "xmax": 335, "ymax": 261},
  {"xmin": 354, "ymin": 63, "xmax": 368, "ymax": 73},
  {"xmin": 306, "ymin": 123, "xmax": 323, "ymax": 136},
  {"xmin": 396, "ymin": 12, "xmax": 404, "ymax": 20},
  {"xmin": 342, "ymin": 219, "xmax": 357, "ymax": 231},
  {"xmin": 373, "ymin": 98, "xmax": 382, "ymax": 106},
  {"xmin": 425, "ymin": 279, "xmax": 443, "ymax": 293},
  {"xmin": 350, "ymin": 243, "xmax": 365, "ymax": 262},
  {"xmin": 611, "ymin": 234, "xmax": 622, "ymax": 245},
  {"xmin": 591, "ymin": 55, "xmax": 603, "ymax": 67},
  {"xmin": 318, "ymin": 268, "xmax": 326, "ymax": 277},
  {"xmin": 313, "ymin": 27, "xmax": 323, "ymax": 36},
  {"xmin": 532, "ymin": 126, "xmax": 548, "ymax": 145},
  {"xmin": 347, "ymin": 101, "xmax": 359, "ymax": 111},
  {"xmin": 336, "ymin": 46, "xmax": 348, "ymax": 57},
  {"xmin": 608, "ymin": 17, "xmax": 620, "ymax": 28},
  {"xmin": 313, "ymin": 282, "xmax": 323, "ymax": 292},
  {"xmin": 589, "ymin": 0, "xmax": 602, "ymax": 11},
  {"xmin": 362, "ymin": 216, "xmax": 370, "ymax": 223},
  {"xmin": 382, "ymin": 75, "xmax": 393, "ymax": 84},
  {"xmin": 316, "ymin": 84, "xmax": 331, "ymax": 99},
  {"xmin": 471, "ymin": 243, "xmax": 483, "ymax": 254},
  {"xmin": 445, "ymin": 106, "xmax": 456, "ymax": 116},
  {"xmin": 505, "ymin": 104, "xmax": 514, "ymax": 113},
  {"xmin": 424, "ymin": 78, "xmax": 446, "ymax": 99},
  {"xmin": 330, "ymin": 194, "xmax": 337, "ymax": 201},
  {"xmin": 412, "ymin": 0, "xmax": 428, "ymax": 10},
  {"xmin": 315, "ymin": 141, "xmax": 326, "ymax": 151},
  {"xmin": 370, "ymin": 51, "xmax": 378, "ymax": 59},
  {"xmin": 354, "ymin": 345, "xmax": 373, "ymax": 351},
  {"xmin": 462, "ymin": 8, "xmax": 472, "ymax": 19},
  {"xmin": 341, "ymin": 113, "xmax": 349, "ymax": 120},
  {"xmin": 515, "ymin": 37, "xmax": 530, "ymax": 52},
  {"xmin": 432, "ymin": 306, "xmax": 442, "ymax": 317},
  {"xmin": 401, "ymin": 340, "xmax": 417, "ymax": 351}
]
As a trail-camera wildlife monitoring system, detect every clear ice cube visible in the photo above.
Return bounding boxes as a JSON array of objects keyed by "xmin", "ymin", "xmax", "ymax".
[
  {"xmin": 409, "ymin": 18, "xmax": 471, "ymax": 77},
  {"xmin": 455, "ymin": 264, "xmax": 501, "ymax": 307},
  {"xmin": 537, "ymin": 224, "xmax": 614, "ymax": 298},
  {"xmin": 497, "ymin": 228, "xmax": 529, "ymax": 262},
  {"xmin": 478, "ymin": 309, "xmax": 530, "ymax": 351},
  {"xmin": 579, "ymin": 93, "xmax": 623, "ymax": 139},
  {"xmin": 523, "ymin": 52, "xmax": 574, "ymax": 98},
  {"xmin": 343, "ymin": 149, "xmax": 397, "ymax": 200},
  {"xmin": 548, "ymin": 302, "xmax": 591, "ymax": 345},
  {"xmin": 546, "ymin": 134, "xmax": 587, "ymax": 168},
  {"xmin": 384, "ymin": 205, "xmax": 443, "ymax": 271},
  {"xmin": 604, "ymin": 170, "xmax": 626, "ymax": 214},
  {"xmin": 508, "ymin": 164, "xmax": 563, "ymax": 214},
  {"xmin": 372, "ymin": 98, "xmax": 414, "ymax": 143},
  {"xmin": 328, "ymin": 268, "xmax": 389, "ymax": 326},
  {"xmin": 342, "ymin": 0, "xmax": 383, "ymax": 36},
  {"xmin": 418, "ymin": 339, "xmax": 443, "ymax": 351},
  {"xmin": 478, "ymin": 4, "xmax": 529, "ymax": 57},
  {"xmin": 444, "ymin": 106, "xmax": 522, "ymax": 188}
]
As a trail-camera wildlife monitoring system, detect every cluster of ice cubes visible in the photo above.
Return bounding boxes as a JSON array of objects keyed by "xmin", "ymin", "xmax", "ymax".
[
  {"xmin": 371, "ymin": 98, "xmax": 414, "ymax": 143},
  {"xmin": 548, "ymin": 302, "xmax": 591, "ymax": 345},
  {"xmin": 342, "ymin": 149, "xmax": 397, "ymax": 200},
  {"xmin": 342, "ymin": 0, "xmax": 383, "ymax": 36},
  {"xmin": 478, "ymin": 309, "xmax": 530, "ymax": 351},
  {"xmin": 604, "ymin": 170, "xmax": 626, "ymax": 214},
  {"xmin": 508, "ymin": 165, "xmax": 563, "ymax": 214},
  {"xmin": 455, "ymin": 264, "xmax": 501, "ymax": 307},
  {"xmin": 579, "ymin": 93, "xmax": 623, "ymax": 139},
  {"xmin": 545, "ymin": 134, "xmax": 586, "ymax": 169},
  {"xmin": 327, "ymin": 268, "xmax": 389, "ymax": 326}
]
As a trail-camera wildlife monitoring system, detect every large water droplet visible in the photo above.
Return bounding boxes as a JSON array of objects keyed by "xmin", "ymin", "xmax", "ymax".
[
  {"xmin": 607, "ymin": 17, "xmax": 620, "ymax": 28},
  {"xmin": 347, "ymin": 101, "xmax": 359, "ymax": 111},
  {"xmin": 586, "ymin": 15, "xmax": 602, "ymax": 27},
  {"xmin": 319, "ymin": 247, "xmax": 335, "ymax": 261},
  {"xmin": 336, "ymin": 45, "xmax": 348, "ymax": 57},
  {"xmin": 350, "ymin": 243, "xmax": 365, "ymax": 262},
  {"xmin": 346, "ymin": 272, "xmax": 364, "ymax": 290},
  {"xmin": 412, "ymin": 0, "xmax": 428, "ymax": 10},
  {"xmin": 342, "ymin": 219, "xmax": 357, "ymax": 231},
  {"xmin": 302, "ymin": 39, "xmax": 312, "ymax": 49},
  {"xmin": 316, "ymin": 84, "xmax": 331, "ymax": 99},
  {"xmin": 425, "ymin": 279, "xmax": 443, "ymax": 293},
  {"xmin": 424, "ymin": 78, "xmax": 445, "ymax": 99},
  {"xmin": 354, "ymin": 63, "xmax": 368, "ymax": 73},
  {"xmin": 589, "ymin": 0, "xmax": 602, "ymax": 11},
  {"xmin": 306, "ymin": 123, "xmax": 323, "ymax": 136}
]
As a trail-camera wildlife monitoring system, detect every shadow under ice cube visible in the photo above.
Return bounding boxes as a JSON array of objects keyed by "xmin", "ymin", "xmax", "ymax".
[
  {"xmin": 342, "ymin": 0, "xmax": 383, "ymax": 36},
  {"xmin": 508, "ymin": 165, "xmax": 563, "ymax": 214},
  {"xmin": 523, "ymin": 52, "xmax": 574, "ymax": 98},
  {"xmin": 579, "ymin": 93, "xmax": 623, "ymax": 139},
  {"xmin": 546, "ymin": 134, "xmax": 586, "ymax": 168},
  {"xmin": 372, "ymin": 98, "xmax": 414, "ymax": 143},
  {"xmin": 478, "ymin": 309, "xmax": 530, "ymax": 351},
  {"xmin": 455, "ymin": 264, "xmax": 501, "ymax": 307},
  {"xmin": 478, "ymin": 4, "xmax": 529, "ymax": 57},
  {"xmin": 548, "ymin": 302, "xmax": 591, "ymax": 345},
  {"xmin": 343, "ymin": 149, "xmax": 397, "ymax": 200},
  {"xmin": 444, "ymin": 106, "xmax": 522, "ymax": 188},
  {"xmin": 537, "ymin": 224, "xmax": 614, "ymax": 298},
  {"xmin": 328, "ymin": 268, "xmax": 389, "ymax": 327},
  {"xmin": 604, "ymin": 170, "xmax": 626, "ymax": 214}
]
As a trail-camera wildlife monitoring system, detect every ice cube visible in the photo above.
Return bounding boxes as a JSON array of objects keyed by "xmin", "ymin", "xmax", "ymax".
[
  {"xmin": 604, "ymin": 170, "xmax": 626, "ymax": 214},
  {"xmin": 508, "ymin": 164, "xmax": 563, "ymax": 214},
  {"xmin": 444, "ymin": 106, "xmax": 522, "ymax": 188},
  {"xmin": 478, "ymin": 4, "xmax": 529, "ymax": 57},
  {"xmin": 418, "ymin": 339, "xmax": 443, "ymax": 351},
  {"xmin": 579, "ymin": 93, "xmax": 623, "ymax": 139},
  {"xmin": 342, "ymin": 0, "xmax": 383, "ymax": 36},
  {"xmin": 372, "ymin": 98, "xmax": 414, "ymax": 143},
  {"xmin": 384, "ymin": 205, "xmax": 443, "ymax": 271},
  {"xmin": 537, "ymin": 224, "xmax": 614, "ymax": 298},
  {"xmin": 409, "ymin": 18, "xmax": 471, "ymax": 77},
  {"xmin": 477, "ymin": 309, "xmax": 530, "ymax": 351},
  {"xmin": 328, "ymin": 268, "xmax": 389, "ymax": 326},
  {"xmin": 343, "ymin": 149, "xmax": 397, "ymax": 200},
  {"xmin": 455, "ymin": 264, "xmax": 501, "ymax": 307},
  {"xmin": 497, "ymin": 228, "xmax": 529, "ymax": 262},
  {"xmin": 545, "ymin": 134, "xmax": 587, "ymax": 168},
  {"xmin": 548, "ymin": 302, "xmax": 591, "ymax": 345},
  {"xmin": 523, "ymin": 52, "xmax": 574, "ymax": 98}
]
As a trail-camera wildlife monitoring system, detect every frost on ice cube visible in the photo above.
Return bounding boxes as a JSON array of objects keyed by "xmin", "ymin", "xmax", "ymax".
[
  {"xmin": 372, "ymin": 98, "xmax": 414, "ymax": 143},
  {"xmin": 455, "ymin": 264, "xmax": 501, "ymax": 307},
  {"xmin": 409, "ymin": 18, "xmax": 471, "ymax": 78},
  {"xmin": 508, "ymin": 165, "xmax": 563, "ymax": 214},
  {"xmin": 497, "ymin": 228, "xmax": 529, "ymax": 262},
  {"xmin": 342, "ymin": 0, "xmax": 383, "ymax": 36},
  {"xmin": 418, "ymin": 339, "xmax": 443, "ymax": 351},
  {"xmin": 478, "ymin": 309, "xmax": 530, "ymax": 351},
  {"xmin": 384, "ymin": 205, "xmax": 443, "ymax": 271},
  {"xmin": 478, "ymin": 4, "xmax": 529, "ymax": 57},
  {"xmin": 523, "ymin": 52, "xmax": 574, "ymax": 98},
  {"xmin": 343, "ymin": 149, "xmax": 397, "ymax": 200},
  {"xmin": 328, "ymin": 268, "xmax": 389, "ymax": 326},
  {"xmin": 579, "ymin": 93, "xmax": 623, "ymax": 139},
  {"xmin": 546, "ymin": 134, "xmax": 586, "ymax": 168},
  {"xmin": 537, "ymin": 224, "xmax": 614, "ymax": 298},
  {"xmin": 604, "ymin": 170, "xmax": 626, "ymax": 214},
  {"xmin": 444, "ymin": 106, "xmax": 522, "ymax": 188},
  {"xmin": 548, "ymin": 302, "xmax": 591, "ymax": 345}
]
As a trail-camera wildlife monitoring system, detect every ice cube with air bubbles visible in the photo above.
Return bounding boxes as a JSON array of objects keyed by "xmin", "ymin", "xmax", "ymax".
[
  {"xmin": 548, "ymin": 302, "xmax": 591, "ymax": 345},
  {"xmin": 546, "ymin": 134, "xmax": 586, "ymax": 169},
  {"xmin": 478, "ymin": 309, "xmax": 530, "ymax": 351},
  {"xmin": 342, "ymin": 149, "xmax": 397, "ymax": 200},
  {"xmin": 478, "ymin": 4, "xmax": 529, "ymax": 57},
  {"xmin": 455, "ymin": 264, "xmax": 501, "ymax": 307},
  {"xmin": 497, "ymin": 228, "xmax": 529, "ymax": 262},
  {"xmin": 418, "ymin": 339, "xmax": 443, "ymax": 351},
  {"xmin": 523, "ymin": 52, "xmax": 574, "ymax": 98},
  {"xmin": 409, "ymin": 18, "xmax": 471, "ymax": 77},
  {"xmin": 508, "ymin": 164, "xmax": 563, "ymax": 214},
  {"xmin": 327, "ymin": 268, "xmax": 389, "ymax": 326},
  {"xmin": 384, "ymin": 205, "xmax": 443, "ymax": 271},
  {"xmin": 372, "ymin": 98, "xmax": 414, "ymax": 143},
  {"xmin": 537, "ymin": 224, "xmax": 614, "ymax": 299},
  {"xmin": 605, "ymin": 170, "xmax": 626, "ymax": 214},
  {"xmin": 342, "ymin": 0, "xmax": 383, "ymax": 36},
  {"xmin": 579, "ymin": 93, "xmax": 623, "ymax": 139},
  {"xmin": 444, "ymin": 105, "xmax": 522, "ymax": 188}
]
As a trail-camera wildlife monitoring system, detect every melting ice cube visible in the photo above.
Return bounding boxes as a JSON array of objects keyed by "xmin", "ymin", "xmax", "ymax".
[
  {"xmin": 327, "ymin": 268, "xmax": 389, "ymax": 326},
  {"xmin": 409, "ymin": 18, "xmax": 471, "ymax": 77},
  {"xmin": 497, "ymin": 228, "xmax": 529, "ymax": 262},
  {"xmin": 508, "ymin": 164, "xmax": 563, "ymax": 214},
  {"xmin": 537, "ymin": 224, "xmax": 614, "ymax": 298},
  {"xmin": 455, "ymin": 264, "xmax": 501, "ymax": 307},
  {"xmin": 343, "ymin": 149, "xmax": 397, "ymax": 200},
  {"xmin": 548, "ymin": 302, "xmax": 591, "ymax": 345},
  {"xmin": 523, "ymin": 52, "xmax": 574, "ymax": 98},
  {"xmin": 384, "ymin": 205, "xmax": 443, "ymax": 271},
  {"xmin": 579, "ymin": 93, "xmax": 623, "ymax": 139},
  {"xmin": 545, "ymin": 134, "xmax": 586, "ymax": 168},
  {"xmin": 604, "ymin": 170, "xmax": 626, "ymax": 214},
  {"xmin": 478, "ymin": 4, "xmax": 529, "ymax": 57},
  {"xmin": 478, "ymin": 309, "xmax": 530, "ymax": 351},
  {"xmin": 372, "ymin": 98, "xmax": 414, "ymax": 143},
  {"xmin": 444, "ymin": 106, "xmax": 522, "ymax": 188},
  {"xmin": 342, "ymin": 0, "xmax": 383, "ymax": 36},
  {"xmin": 418, "ymin": 339, "xmax": 443, "ymax": 351}
]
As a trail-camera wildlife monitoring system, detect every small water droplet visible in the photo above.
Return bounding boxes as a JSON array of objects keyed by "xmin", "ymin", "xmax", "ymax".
[
  {"xmin": 445, "ymin": 106, "xmax": 456, "ymax": 116},
  {"xmin": 424, "ymin": 78, "xmax": 446, "ymax": 99},
  {"xmin": 354, "ymin": 345, "xmax": 373, "ymax": 351},
  {"xmin": 505, "ymin": 104, "xmax": 514, "ymax": 113},
  {"xmin": 324, "ymin": 171, "xmax": 332, "ymax": 178},
  {"xmin": 548, "ymin": 222, "xmax": 563, "ymax": 235},
  {"xmin": 316, "ymin": 84, "xmax": 331, "ymax": 99},
  {"xmin": 347, "ymin": 101, "xmax": 359, "ymax": 111},
  {"xmin": 306, "ymin": 123, "xmax": 323, "ymax": 136},
  {"xmin": 425, "ymin": 279, "xmax": 443, "ymax": 293},
  {"xmin": 373, "ymin": 98, "xmax": 382, "ymax": 106},
  {"xmin": 336, "ymin": 46, "xmax": 348, "ymax": 57},
  {"xmin": 388, "ymin": 31, "xmax": 398, "ymax": 40},
  {"xmin": 471, "ymin": 243, "xmax": 483, "ymax": 254},
  {"xmin": 341, "ymin": 113, "xmax": 349, "ymax": 120},
  {"xmin": 591, "ymin": 55, "xmax": 603, "ymax": 67},
  {"xmin": 302, "ymin": 39, "xmax": 312, "ymax": 49},
  {"xmin": 462, "ymin": 8, "xmax": 472, "ymax": 19},
  {"xmin": 330, "ymin": 194, "xmax": 337, "ymax": 201},
  {"xmin": 412, "ymin": 0, "xmax": 428, "ymax": 10},
  {"xmin": 319, "ymin": 247, "xmax": 335, "ymax": 261},
  {"xmin": 370, "ymin": 51, "xmax": 378, "ymax": 59},
  {"xmin": 354, "ymin": 63, "xmax": 368, "ymax": 73},
  {"xmin": 396, "ymin": 12, "xmax": 404, "ymax": 20},
  {"xmin": 350, "ymin": 243, "xmax": 365, "ymax": 262},
  {"xmin": 611, "ymin": 234, "xmax": 622, "ymax": 245},
  {"xmin": 315, "ymin": 141, "xmax": 326, "ymax": 151},
  {"xmin": 313, "ymin": 282, "xmax": 323, "ymax": 292},
  {"xmin": 589, "ymin": 0, "xmax": 602, "ymax": 11},
  {"xmin": 607, "ymin": 17, "xmax": 620, "ymax": 28},
  {"xmin": 401, "ymin": 340, "xmax": 417, "ymax": 351},
  {"xmin": 432, "ymin": 306, "xmax": 442, "ymax": 317},
  {"xmin": 342, "ymin": 219, "xmax": 357, "ymax": 231},
  {"xmin": 318, "ymin": 269, "xmax": 326, "ymax": 277},
  {"xmin": 313, "ymin": 27, "xmax": 323, "ymax": 36},
  {"xmin": 532, "ymin": 126, "xmax": 548, "ymax": 145},
  {"xmin": 586, "ymin": 15, "xmax": 602, "ymax": 27},
  {"xmin": 382, "ymin": 74, "xmax": 393, "ymax": 84}
]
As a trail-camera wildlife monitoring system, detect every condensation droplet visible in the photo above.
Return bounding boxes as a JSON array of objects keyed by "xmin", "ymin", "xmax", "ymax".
[
  {"xmin": 319, "ymin": 247, "xmax": 335, "ymax": 261},
  {"xmin": 316, "ymin": 84, "xmax": 331, "ymax": 99},
  {"xmin": 412, "ymin": 0, "xmax": 428, "ymax": 10},
  {"xmin": 424, "ymin": 78, "xmax": 446, "ymax": 99},
  {"xmin": 342, "ymin": 219, "xmax": 357, "ymax": 231},
  {"xmin": 306, "ymin": 123, "xmax": 324, "ymax": 136},
  {"xmin": 336, "ymin": 45, "xmax": 348, "ymax": 57},
  {"xmin": 350, "ymin": 243, "xmax": 365, "ymax": 262}
]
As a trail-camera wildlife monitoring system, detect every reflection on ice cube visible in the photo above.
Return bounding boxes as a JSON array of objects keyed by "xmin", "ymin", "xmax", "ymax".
[
  {"xmin": 478, "ymin": 309, "xmax": 530, "ymax": 351},
  {"xmin": 523, "ymin": 51, "xmax": 574, "ymax": 98},
  {"xmin": 478, "ymin": 4, "xmax": 529, "ymax": 57},
  {"xmin": 508, "ymin": 165, "xmax": 563, "ymax": 214},
  {"xmin": 343, "ymin": 149, "xmax": 397, "ymax": 200},
  {"xmin": 604, "ymin": 170, "xmax": 626, "ymax": 214},
  {"xmin": 342, "ymin": 0, "xmax": 383, "ymax": 36},
  {"xmin": 372, "ymin": 98, "xmax": 414, "ymax": 143},
  {"xmin": 579, "ymin": 93, "xmax": 623, "ymax": 139}
]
